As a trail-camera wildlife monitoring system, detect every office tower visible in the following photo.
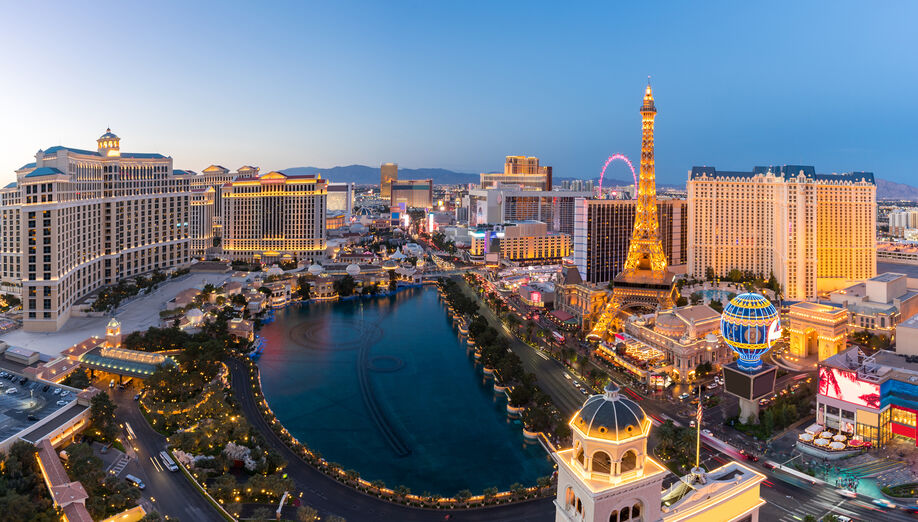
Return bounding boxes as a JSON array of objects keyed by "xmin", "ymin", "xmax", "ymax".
[
  {"xmin": 380, "ymin": 162, "xmax": 398, "ymax": 199},
  {"xmin": 222, "ymin": 171, "xmax": 327, "ymax": 264},
  {"xmin": 573, "ymin": 198, "xmax": 686, "ymax": 284},
  {"xmin": 687, "ymin": 165, "xmax": 876, "ymax": 300},
  {"xmin": 390, "ymin": 179, "xmax": 433, "ymax": 208},
  {"xmin": 889, "ymin": 209, "xmax": 918, "ymax": 237},
  {"xmin": 480, "ymin": 156, "xmax": 552, "ymax": 190},
  {"xmin": 2, "ymin": 129, "xmax": 191, "ymax": 332},
  {"xmin": 466, "ymin": 187, "xmax": 592, "ymax": 235}
]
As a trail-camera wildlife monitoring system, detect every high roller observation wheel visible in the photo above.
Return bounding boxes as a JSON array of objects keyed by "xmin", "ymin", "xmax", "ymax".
[{"xmin": 598, "ymin": 153, "xmax": 637, "ymax": 199}]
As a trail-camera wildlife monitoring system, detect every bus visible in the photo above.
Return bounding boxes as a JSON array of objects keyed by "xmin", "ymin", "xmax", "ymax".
[
  {"xmin": 159, "ymin": 451, "xmax": 178, "ymax": 472},
  {"xmin": 125, "ymin": 474, "xmax": 146, "ymax": 489}
]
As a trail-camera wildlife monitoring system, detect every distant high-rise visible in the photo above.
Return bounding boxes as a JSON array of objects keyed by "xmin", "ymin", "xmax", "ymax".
[
  {"xmin": 390, "ymin": 179, "xmax": 433, "ymax": 208},
  {"xmin": 480, "ymin": 156, "xmax": 552, "ymax": 191},
  {"xmin": 380, "ymin": 163, "xmax": 398, "ymax": 199},
  {"xmin": 465, "ymin": 186, "xmax": 592, "ymax": 235},
  {"xmin": 687, "ymin": 166, "xmax": 876, "ymax": 300},
  {"xmin": 1, "ymin": 129, "xmax": 192, "ymax": 331}
]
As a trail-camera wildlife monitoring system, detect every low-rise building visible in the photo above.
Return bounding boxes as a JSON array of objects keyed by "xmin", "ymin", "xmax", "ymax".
[
  {"xmin": 895, "ymin": 314, "xmax": 918, "ymax": 356},
  {"xmin": 624, "ymin": 305, "xmax": 731, "ymax": 382},
  {"xmin": 829, "ymin": 272, "xmax": 918, "ymax": 341},
  {"xmin": 816, "ymin": 347, "xmax": 918, "ymax": 447},
  {"xmin": 469, "ymin": 221, "xmax": 571, "ymax": 266}
]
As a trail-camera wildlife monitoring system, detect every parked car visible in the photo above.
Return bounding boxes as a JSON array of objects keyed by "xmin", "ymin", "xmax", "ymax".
[
  {"xmin": 42, "ymin": 384, "xmax": 50, "ymax": 392},
  {"xmin": 5, "ymin": 388, "xmax": 17, "ymax": 395},
  {"xmin": 124, "ymin": 474, "xmax": 146, "ymax": 490},
  {"xmin": 53, "ymin": 388, "xmax": 61, "ymax": 395},
  {"xmin": 678, "ymin": 393, "xmax": 690, "ymax": 401}
]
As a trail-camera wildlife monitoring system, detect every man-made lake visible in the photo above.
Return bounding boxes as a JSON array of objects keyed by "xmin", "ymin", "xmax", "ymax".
[{"xmin": 257, "ymin": 286, "xmax": 554, "ymax": 495}]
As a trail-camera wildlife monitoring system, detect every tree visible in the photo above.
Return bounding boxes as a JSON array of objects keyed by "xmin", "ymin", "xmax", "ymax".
[
  {"xmin": 676, "ymin": 296, "xmax": 688, "ymax": 307},
  {"xmin": 89, "ymin": 392, "xmax": 118, "ymax": 443},
  {"xmin": 296, "ymin": 275, "xmax": 311, "ymax": 300},
  {"xmin": 705, "ymin": 266, "xmax": 715, "ymax": 281},
  {"xmin": 251, "ymin": 507, "xmax": 274, "ymax": 522},
  {"xmin": 689, "ymin": 291, "xmax": 703, "ymax": 305},
  {"xmin": 333, "ymin": 275, "xmax": 356, "ymax": 297},
  {"xmin": 63, "ymin": 368, "xmax": 91, "ymax": 389},
  {"xmin": 455, "ymin": 489, "xmax": 472, "ymax": 505},
  {"xmin": 709, "ymin": 300, "xmax": 724, "ymax": 313},
  {"xmin": 141, "ymin": 512, "xmax": 163, "ymax": 521},
  {"xmin": 297, "ymin": 506, "xmax": 319, "ymax": 522}
]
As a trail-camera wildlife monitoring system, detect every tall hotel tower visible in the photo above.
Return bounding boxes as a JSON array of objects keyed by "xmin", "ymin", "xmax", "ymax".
[
  {"xmin": 687, "ymin": 166, "xmax": 876, "ymax": 300},
  {"xmin": 1, "ymin": 130, "xmax": 192, "ymax": 332}
]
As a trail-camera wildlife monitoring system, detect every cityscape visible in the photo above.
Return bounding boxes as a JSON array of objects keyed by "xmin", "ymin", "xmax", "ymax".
[{"xmin": 1, "ymin": 3, "xmax": 917, "ymax": 522}]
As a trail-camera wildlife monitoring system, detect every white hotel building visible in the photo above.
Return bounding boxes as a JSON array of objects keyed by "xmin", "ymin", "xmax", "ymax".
[
  {"xmin": 687, "ymin": 165, "xmax": 876, "ymax": 301},
  {"xmin": 1, "ymin": 130, "xmax": 192, "ymax": 332}
]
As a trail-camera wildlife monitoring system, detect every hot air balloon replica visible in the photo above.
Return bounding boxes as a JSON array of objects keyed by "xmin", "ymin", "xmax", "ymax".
[
  {"xmin": 719, "ymin": 292, "xmax": 782, "ymax": 424},
  {"xmin": 720, "ymin": 293, "xmax": 781, "ymax": 372}
]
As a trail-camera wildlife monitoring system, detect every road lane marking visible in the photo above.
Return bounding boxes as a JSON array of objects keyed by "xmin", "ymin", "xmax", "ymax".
[{"xmin": 150, "ymin": 456, "xmax": 163, "ymax": 472}]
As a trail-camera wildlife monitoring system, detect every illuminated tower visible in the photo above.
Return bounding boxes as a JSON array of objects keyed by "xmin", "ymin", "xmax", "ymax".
[
  {"xmin": 96, "ymin": 128, "xmax": 121, "ymax": 157},
  {"xmin": 104, "ymin": 317, "xmax": 122, "ymax": 348},
  {"xmin": 588, "ymin": 82, "xmax": 677, "ymax": 341}
]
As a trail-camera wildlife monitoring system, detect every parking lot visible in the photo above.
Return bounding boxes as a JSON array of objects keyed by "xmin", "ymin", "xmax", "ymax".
[{"xmin": 0, "ymin": 370, "xmax": 80, "ymax": 443}]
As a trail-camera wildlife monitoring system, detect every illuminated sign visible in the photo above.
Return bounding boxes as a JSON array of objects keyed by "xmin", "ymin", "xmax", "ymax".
[{"xmin": 818, "ymin": 367, "xmax": 880, "ymax": 409}]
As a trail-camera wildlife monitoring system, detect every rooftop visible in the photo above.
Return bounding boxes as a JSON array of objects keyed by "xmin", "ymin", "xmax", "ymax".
[
  {"xmin": 0, "ymin": 369, "xmax": 81, "ymax": 445},
  {"xmin": 689, "ymin": 165, "xmax": 875, "ymax": 185}
]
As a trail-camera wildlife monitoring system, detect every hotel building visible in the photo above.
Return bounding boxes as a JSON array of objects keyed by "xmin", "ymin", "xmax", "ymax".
[
  {"xmin": 687, "ymin": 165, "xmax": 876, "ymax": 300},
  {"xmin": 380, "ymin": 162, "xmax": 398, "ymax": 199},
  {"xmin": 481, "ymin": 156, "xmax": 552, "ymax": 191},
  {"xmin": 189, "ymin": 164, "xmax": 257, "ymax": 243},
  {"xmin": 222, "ymin": 171, "xmax": 327, "ymax": 265},
  {"xmin": 2, "ymin": 129, "xmax": 191, "ymax": 332},
  {"xmin": 390, "ymin": 179, "xmax": 433, "ymax": 208},
  {"xmin": 572, "ymin": 198, "xmax": 687, "ymax": 284},
  {"xmin": 469, "ymin": 221, "xmax": 571, "ymax": 266},
  {"xmin": 466, "ymin": 187, "xmax": 592, "ymax": 235},
  {"xmin": 189, "ymin": 184, "xmax": 215, "ymax": 256},
  {"xmin": 327, "ymin": 182, "xmax": 355, "ymax": 220},
  {"xmin": 816, "ymin": 347, "xmax": 918, "ymax": 447}
]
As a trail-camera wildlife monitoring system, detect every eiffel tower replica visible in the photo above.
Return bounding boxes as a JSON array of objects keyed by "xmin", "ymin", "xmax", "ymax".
[{"xmin": 587, "ymin": 82, "xmax": 677, "ymax": 341}]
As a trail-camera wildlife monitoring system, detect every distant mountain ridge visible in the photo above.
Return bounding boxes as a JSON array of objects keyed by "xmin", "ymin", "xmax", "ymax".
[{"xmin": 282, "ymin": 165, "xmax": 917, "ymax": 199}]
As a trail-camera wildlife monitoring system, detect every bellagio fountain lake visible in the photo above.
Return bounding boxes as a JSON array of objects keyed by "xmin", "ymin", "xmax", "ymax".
[{"xmin": 256, "ymin": 286, "xmax": 554, "ymax": 495}]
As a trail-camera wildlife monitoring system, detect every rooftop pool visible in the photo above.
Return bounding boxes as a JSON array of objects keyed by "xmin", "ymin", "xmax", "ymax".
[{"xmin": 256, "ymin": 286, "xmax": 554, "ymax": 495}]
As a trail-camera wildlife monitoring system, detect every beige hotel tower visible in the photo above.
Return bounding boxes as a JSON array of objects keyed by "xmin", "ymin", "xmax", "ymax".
[
  {"xmin": 1, "ymin": 130, "xmax": 192, "ymax": 332},
  {"xmin": 687, "ymin": 166, "xmax": 876, "ymax": 300}
]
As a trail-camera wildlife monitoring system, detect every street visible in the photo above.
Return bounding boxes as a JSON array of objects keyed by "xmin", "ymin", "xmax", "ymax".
[{"xmin": 109, "ymin": 385, "xmax": 223, "ymax": 520}]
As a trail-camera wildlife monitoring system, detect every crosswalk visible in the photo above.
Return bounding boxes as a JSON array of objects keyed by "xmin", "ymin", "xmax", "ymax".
[{"xmin": 107, "ymin": 454, "xmax": 131, "ymax": 477}]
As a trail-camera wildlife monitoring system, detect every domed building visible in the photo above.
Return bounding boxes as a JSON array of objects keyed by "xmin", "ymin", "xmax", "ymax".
[
  {"xmin": 345, "ymin": 263, "xmax": 361, "ymax": 277},
  {"xmin": 555, "ymin": 382, "xmax": 766, "ymax": 522}
]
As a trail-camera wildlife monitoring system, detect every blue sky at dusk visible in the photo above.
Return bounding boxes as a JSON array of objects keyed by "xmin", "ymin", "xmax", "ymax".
[{"xmin": 0, "ymin": 1, "xmax": 915, "ymax": 185}]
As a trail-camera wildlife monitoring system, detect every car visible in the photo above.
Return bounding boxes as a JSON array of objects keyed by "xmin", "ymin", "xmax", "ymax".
[
  {"xmin": 834, "ymin": 516, "xmax": 852, "ymax": 522},
  {"xmin": 702, "ymin": 429, "xmax": 713, "ymax": 436},
  {"xmin": 5, "ymin": 388, "xmax": 16, "ymax": 395},
  {"xmin": 872, "ymin": 498, "xmax": 896, "ymax": 509},
  {"xmin": 56, "ymin": 400, "xmax": 67, "ymax": 406},
  {"xmin": 109, "ymin": 380, "xmax": 115, "ymax": 389},
  {"xmin": 27, "ymin": 414, "xmax": 37, "ymax": 421},
  {"xmin": 678, "ymin": 393, "xmax": 691, "ymax": 401},
  {"xmin": 42, "ymin": 384, "xmax": 50, "ymax": 392},
  {"xmin": 689, "ymin": 420, "xmax": 696, "ymax": 428},
  {"xmin": 124, "ymin": 474, "xmax": 146, "ymax": 490},
  {"xmin": 53, "ymin": 388, "xmax": 61, "ymax": 395},
  {"xmin": 133, "ymin": 394, "xmax": 141, "ymax": 401},
  {"xmin": 60, "ymin": 390, "xmax": 69, "ymax": 397},
  {"xmin": 18, "ymin": 377, "xmax": 27, "ymax": 385},
  {"xmin": 0, "ymin": 372, "xmax": 6, "ymax": 378}
]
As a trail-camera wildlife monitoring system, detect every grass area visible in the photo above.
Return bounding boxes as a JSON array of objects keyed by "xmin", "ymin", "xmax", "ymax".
[
  {"xmin": 112, "ymin": 440, "xmax": 126, "ymax": 453},
  {"xmin": 883, "ymin": 482, "xmax": 918, "ymax": 498}
]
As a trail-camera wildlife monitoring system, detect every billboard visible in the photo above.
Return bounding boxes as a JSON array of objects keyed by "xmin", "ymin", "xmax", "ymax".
[{"xmin": 818, "ymin": 367, "xmax": 880, "ymax": 409}]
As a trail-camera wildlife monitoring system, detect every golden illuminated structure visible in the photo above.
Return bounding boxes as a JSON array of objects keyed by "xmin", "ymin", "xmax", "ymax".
[
  {"xmin": 554, "ymin": 383, "xmax": 766, "ymax": 522},
  {"xmin": 588, "ymin": 83, "xmax": 676, "ymax": 341},
  {"xmin": 787, "ymin": 302, "xmax": 848, "ymax": 361}
]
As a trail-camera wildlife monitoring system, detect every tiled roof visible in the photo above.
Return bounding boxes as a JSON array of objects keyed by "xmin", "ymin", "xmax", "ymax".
[
  {"xmin": 18, "ymin": 162, "xmax": 36, "ymax": 170},
  {"xmin": 690, "ymin": 165, "xmax": 875, "ymax": 184},
  {"xmin": 24, "ymin": 167, "xmax": 64, "ymax": 178}
]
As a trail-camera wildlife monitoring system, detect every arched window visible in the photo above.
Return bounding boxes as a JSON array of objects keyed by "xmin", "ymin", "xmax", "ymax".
[
  {"xmin": 576, "ymin": 498, "xmax": 583, "ymax": 514},
  {"xmin": 566, "ymin": 487, "xmax": 574, "ymax": 508},
  {"xmin": 621, "ymin": 450, "xmax": 637, "ymax": 473},
  {"xmin": 609, "ymin": 510, "xmax": 619, "ymax": 522},
  {"xmin": 575, "ymin": 445, "xmax": 585, "ymax": 467},
  {"xmin": 593, "ymin": 451, "xmax": 612, "ymax": 474},
  {"xmin": 620, "ymin": 506, "xmax": 630, "ymax": 520},
  {"xmin": 631, "ymin": 502, "xmax": 642, "ymax": 520}
]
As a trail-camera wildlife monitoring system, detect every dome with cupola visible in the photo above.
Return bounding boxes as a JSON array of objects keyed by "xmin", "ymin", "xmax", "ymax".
[
  {"xmin": 570, "ymin": 382, "xmax": 650, "ymax": 442},
  {"xmin": 97, "ymin": 128, "xmax": 121, "ymax": 156}
]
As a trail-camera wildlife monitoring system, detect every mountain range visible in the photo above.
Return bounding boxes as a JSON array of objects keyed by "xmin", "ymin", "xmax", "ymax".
[{"xmin": 282, "ymin": 165, "xmax": 917, "ymax": 199}]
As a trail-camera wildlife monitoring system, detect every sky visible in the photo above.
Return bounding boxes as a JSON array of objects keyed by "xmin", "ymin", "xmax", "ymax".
[{"xmin": 0, "ymin": 1, "xmax": 916, "ymax": 186}]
